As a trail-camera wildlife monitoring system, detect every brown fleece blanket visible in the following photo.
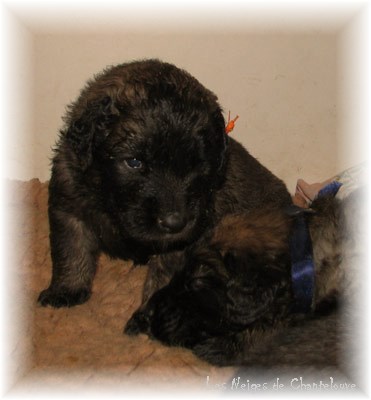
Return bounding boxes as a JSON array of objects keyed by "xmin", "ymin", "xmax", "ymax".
[{"xmin": 5, "ymin": 179, "xmax": 345, "ymax": 393}]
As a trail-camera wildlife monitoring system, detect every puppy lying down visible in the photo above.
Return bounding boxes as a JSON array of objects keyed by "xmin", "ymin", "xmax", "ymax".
[{"xmin": 125, "ymin": 189, "xmax": 363, "ymax": 366}]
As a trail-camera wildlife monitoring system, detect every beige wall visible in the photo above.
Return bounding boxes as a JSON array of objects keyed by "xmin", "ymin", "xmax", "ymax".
[{"xmin": 3, "ymin": 6, "xmax": 368, "ymax": 193}]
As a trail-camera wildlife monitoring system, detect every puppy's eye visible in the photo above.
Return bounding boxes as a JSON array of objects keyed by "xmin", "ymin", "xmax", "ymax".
[{"xmin": 125, "ymin": 158, "xmax": 143, "ymax": 169}]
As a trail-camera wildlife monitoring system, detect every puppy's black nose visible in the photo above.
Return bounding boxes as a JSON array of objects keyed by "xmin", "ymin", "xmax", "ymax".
[{"xmin": 158, "ymin": 212, "xmax": 187, "ymax": 233}]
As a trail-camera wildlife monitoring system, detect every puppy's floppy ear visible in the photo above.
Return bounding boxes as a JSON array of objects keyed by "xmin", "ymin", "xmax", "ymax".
[
  {"xmin": 212, "ymin": 107, "xmax": 228, "ymax": 171},
  {"xmin": 184, "ymin": 250, "xmax": 228, "ymax": 292},
  {"xmin": 66, "ymin": 96, "xmax": 119, "ymax": 169}
]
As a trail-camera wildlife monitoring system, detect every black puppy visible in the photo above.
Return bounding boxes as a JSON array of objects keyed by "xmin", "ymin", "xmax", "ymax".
[
  {"xmin": 38, "ymin": 59, "xmax": 291, "ymax": 309},
  {"xmin": 125, "ymin": 194, "xmax": 348, "ymax": 366}
]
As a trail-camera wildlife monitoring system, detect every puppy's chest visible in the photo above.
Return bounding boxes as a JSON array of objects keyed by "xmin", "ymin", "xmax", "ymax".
[{"xmin": 93, "ymin": 214, "xmax": 148, "ymax": 263}]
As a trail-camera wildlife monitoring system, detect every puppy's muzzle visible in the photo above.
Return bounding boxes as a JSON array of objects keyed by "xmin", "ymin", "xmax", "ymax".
[{"xmin": 157, "ymin": 212, "xmax": 187, "ymax": 233}]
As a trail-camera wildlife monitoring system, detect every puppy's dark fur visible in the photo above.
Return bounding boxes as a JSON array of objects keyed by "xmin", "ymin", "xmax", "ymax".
[
  {"xmin": 125, "ymin": 194, "xmax": 348, "ymax": 366},
  {"xmin": 38, "ymin": 59, "xmax": 291, "ymax": 308}
]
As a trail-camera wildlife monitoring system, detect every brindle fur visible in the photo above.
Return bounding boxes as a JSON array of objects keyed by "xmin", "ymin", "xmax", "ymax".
[{"xmin": 38, "ymin": 59, "xmax": 291, "ymax": 310}]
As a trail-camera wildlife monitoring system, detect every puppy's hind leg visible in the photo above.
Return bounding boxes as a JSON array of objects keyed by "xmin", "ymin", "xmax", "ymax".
[{"xmin": 38, "ymin": 210, "xmax": 100, "ymax": 308}]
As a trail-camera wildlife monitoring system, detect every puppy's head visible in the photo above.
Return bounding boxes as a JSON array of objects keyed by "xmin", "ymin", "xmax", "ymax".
[
  {"xmin": 62, "ymin": 60, "xmax": 227, "ymax": 248},
  {"xmin": 124, "ymin": 213, "xmax": 293, "ymax": 350},
  {"xmin": 125, "ymin": 250, "xmax": 230, "ymax": 347}
]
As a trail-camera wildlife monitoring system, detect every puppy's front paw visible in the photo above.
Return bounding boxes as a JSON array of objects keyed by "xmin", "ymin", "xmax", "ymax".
[
  {"xmin": 38, "ymin": 287, "xmax": 91, "ymax": 308},
  {"xmin": 124, "ymin": 311, "xmax": 150, "ymax": 336}
]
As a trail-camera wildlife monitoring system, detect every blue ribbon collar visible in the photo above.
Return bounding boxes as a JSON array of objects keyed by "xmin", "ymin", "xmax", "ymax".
[
  {"xmin": 289, "ymin": 180, "xmax": 342, "ymax": 313},
  {"xmin": 289, "ymin": 213, "xmax": 315, "ymax": 313}
]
